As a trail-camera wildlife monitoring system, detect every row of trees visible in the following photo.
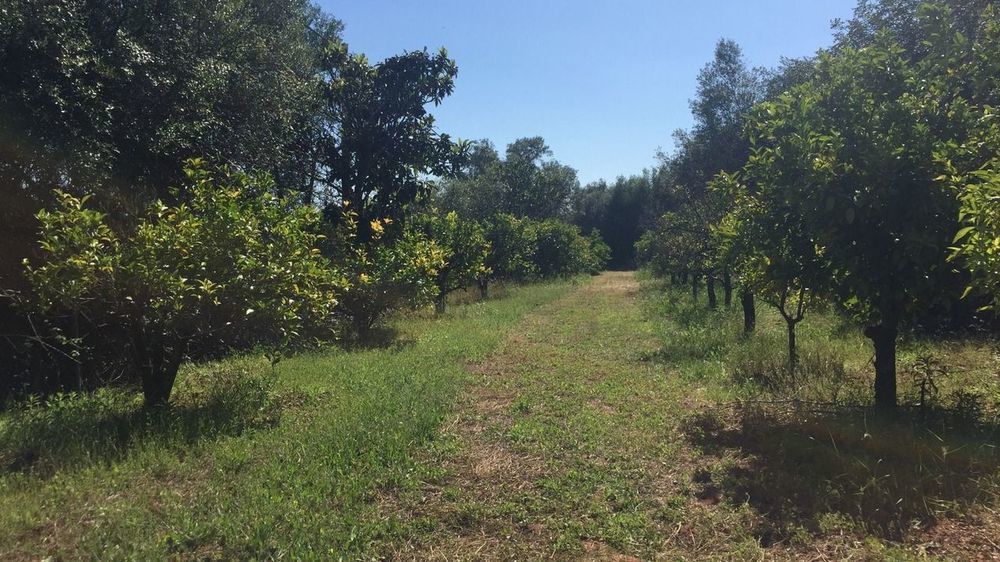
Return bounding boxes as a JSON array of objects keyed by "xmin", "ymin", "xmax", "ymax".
[
  {"xmin": 638, "ymin": 0, "xmax": 1000, "ymax": 408},
  {"xmin": 0, "ymin": 1, "xmax": 606, "ymax": 406},
  {"xmin": 435, "ymin": 136, "xmax": 652, "ymax": 270}
]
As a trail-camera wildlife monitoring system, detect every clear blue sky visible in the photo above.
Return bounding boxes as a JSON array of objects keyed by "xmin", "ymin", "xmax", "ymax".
[{"xmin": 319, "ymin": 1, "xmax": 858, "ymax": 185}]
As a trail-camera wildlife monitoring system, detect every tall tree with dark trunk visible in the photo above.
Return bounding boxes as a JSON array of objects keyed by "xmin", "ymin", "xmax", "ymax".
[
  {"xmin": 743, "ymin": 30, "xmax": 962, "ymax": 407},
  {"xmin": 315, "ymin": 47, "xmax": 464, "ymax": 240}
]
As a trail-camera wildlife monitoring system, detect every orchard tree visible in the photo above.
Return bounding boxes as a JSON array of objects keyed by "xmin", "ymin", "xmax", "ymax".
[
  {"xmin": 479, "ymin": 214, "xmax": 538, "ymax": 298},
  {"xmin": 934, "ymin": 5, "xmax": 1000, "ymax": 308},
  {"xmin": 531, "ymin": 220, "xmax": 607, "ymax": 278},
  {"xmin": 748, "ymin": 33, "xmax": 961, "ymax": 408},
  {"xmin": 651, "ymin": 39, "xmax": 763, "ymax": 308},
  {"xmin": 0, "ymin": 0, "xmax": 341, "ymax": 290},
  {"xmin": 414, "ymin": 211, "xmax": 490, "ymax": 313},
  {"xmin": 832, "ymin": 0, "xmax": 992, "ymax": 58},
  {"xmin": 714, "ymin": 167, "xmax": 825, "ymax": 366},
  {"xmin": 335, "ymin": 216, "xmax": 444, "ymax": 338},
  {"xmin": 316, "ymin": 47, "xmax": 465, "ymax": 239},
  {"xmin": 24, "ymin": 161, "xmax": 344, "ymax": 406}
]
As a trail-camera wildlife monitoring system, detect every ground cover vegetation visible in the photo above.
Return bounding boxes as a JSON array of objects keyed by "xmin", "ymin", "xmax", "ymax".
[
  {"xmin": 363, "ymin": 272, "xmax": 1000, "ymax": 560},
  {"xmin": 3, "ymin": 0, "xmax": 1000, "ymax": 558}
]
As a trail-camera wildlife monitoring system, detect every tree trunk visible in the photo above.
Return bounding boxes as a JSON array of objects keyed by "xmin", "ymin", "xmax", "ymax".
[
  {"xmin": 680, "ymin": 270, "xmax": 688, "ymax": 284},
  {"xmin": 707, "ymin": 275, "xmax": 717, "ymax": 309},
  {"xmin": 786, "ymin": 320, "xmax": 797, "ymax": 370},
  {"xmin": 141, "ymin": 367, "xmax": 176, "ymax": 407},
  {"xmin": 435, "ymin": 293, "xmax": 447, "ymax": 314},
  {"xmin": 131, "ymin": 321, "xmax": 186, "ymax": 408},
  {"xmin": 72, "ymin": 311, "xmax": 84, "ymax": 391},
  {"xmin": 140, "ymin": 346, "xmax": 185, "ymax": 408},
  {"xmin": 353, "ymin": 314, "xmax": 374, "ymax": 342},
  {"xmin": 691, "ymin": 275, "xmax": 699, "ymax": 301},
  {"xmin": 741, "ymin": 289, "xmax": 756, "ymax": 334},
  {"xmin": 865, "ymin": 323, "xmax": 898, "ymax": 408},
  {"xmin": 478, "ymin": 278, "xmax": 489, "ymax": 300},
  {"xmin": 723, "ymin": 269, "xmax": 733, "ymax": 308}
]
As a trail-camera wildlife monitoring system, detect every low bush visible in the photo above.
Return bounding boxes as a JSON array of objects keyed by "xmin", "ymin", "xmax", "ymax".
[
  {"xmin": 530, "ymin": 219, "xmax": 607, "ymax": 278},
  {"xmin": 479, "ymin": 213, "xmax": 538, "ymax": 296},
  {"xmin": 412, "ymin": 210, "xmax": 491, "ymax": 313},
  {"xmin": 20, "ymin": 160, "xmax": 344, "ymax": 407},
  {"xmin": 335, "ymin": 216, "xmax": 445, "ymax": 338}
]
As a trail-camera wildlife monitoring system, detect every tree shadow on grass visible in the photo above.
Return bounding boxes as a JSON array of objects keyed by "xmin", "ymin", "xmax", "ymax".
[
  {"xmin": 0, "ymin": 359, "xmax": 282, "ymax": 479},
  {"xmin": 682, "ymin": 404, "xmax": 1000, "ymax": 544},
  {"xmin": 338, "ymin": 325, "xmax": 417, "ymax": 352}
]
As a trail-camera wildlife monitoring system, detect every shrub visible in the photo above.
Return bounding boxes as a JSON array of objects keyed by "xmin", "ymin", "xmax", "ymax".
[
  {"xmin": 335, "ymin": 217, "xmax": 445, "ymax": 337},
  {"xmin": 585, "ymin": 230, "xmax": 612, "ymax": 274},
  {"xmin": 412, "ymin": 210, "xmax": 491, "ymax": 312},
  {"xmin": 530, "ymin": 219, "xmax": 605, "ymax": 277},
  {"xmin": 482, "ymin": 213, "xmax": 538, "ymax": 282},
  {"xmin": 23, "ymin": 160, "xmax": 344, "ymax": 407}
]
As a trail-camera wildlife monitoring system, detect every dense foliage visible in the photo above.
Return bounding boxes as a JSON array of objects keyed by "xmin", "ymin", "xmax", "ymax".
[
  {"xmin": 23, "ymin": 161, "xmax": 343, "ymax": 405},
  {"xmin": 531, "ymin": 220, "xmax": 608, "ymax": 278},
  {"xmin": 570, "ymin": 174, "xmax": 653, "ymax": 269},
  {"xmin": 638, "ymin": 1, "xmax": 1000, "ymax": 408},
  {"xmin": 412, "ymin": 210, "xmax": 491, "ymax": 312},
  {"xmin": 0, "ymin": 0, "xmax": 337, "ymax": 281},
  {"xmin": 333, "ymin": 214, "xmax": 444, "ymax": 337},
  {"xmin": 437, "ymin": 137, "xmax": 578, "ymax": 222},
  {"xmin": 314, "ymin": 47, "xmax": 464, "ymax": 239}
]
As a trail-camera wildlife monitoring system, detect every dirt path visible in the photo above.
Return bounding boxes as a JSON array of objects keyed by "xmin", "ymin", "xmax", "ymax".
[
  {"xmin": 377, "ymin": 272, "xmax": 707, "ymax": 560},
  {"xmin": 370, "ymin": 272, "xmax": 1000, "ymax": 561}
]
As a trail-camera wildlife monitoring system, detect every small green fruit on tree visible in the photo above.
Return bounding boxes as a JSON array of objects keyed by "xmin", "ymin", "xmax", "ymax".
[
  {"xmin": 25, "ymin": 160, "xmax": 344, "ymax": 407},
  {"xmin": 479, "ymin": 213, "xmax": 538, "ymax": 297},
  {"xmin": 336, "ymin": 215, "xmax": 445, "ymax": 337},
  {"xmin": 414, "ymin": 210, "xmax": 490, "ymax": 313}
]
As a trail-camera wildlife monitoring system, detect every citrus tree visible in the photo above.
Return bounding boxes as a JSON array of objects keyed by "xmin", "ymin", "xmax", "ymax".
[
  {"xmin": 714, "ymin": 169, "xmax": 826, "ymax": 367},
  {"xmin": 530, "ymin": 220, "xmax": 602, "ymax": 278},
  {"xmin": 25, "ymin": 160, "xmax": 344, "ymax": 406},
  {"xmin": 746, "ymin": 33, "xmax": 960, "ymax": 408},
  {"xmin": 479, "ymin": 213, "xmax": 538, "ymax": 297},
  {"xmin": 413, "ymin": 210, "xmax": 491, "ymax": 313},
  {"xmin": 334, "ymin": 214, "xmax": 444, "ymax": 337}
]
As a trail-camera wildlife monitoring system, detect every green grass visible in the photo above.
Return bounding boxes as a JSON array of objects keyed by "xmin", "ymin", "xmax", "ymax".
[
  {"xmin": 368, "ymin": 272, "xmax": 1000, "ymax": 560},
  {"xmin": 0, "ymin": 279, "xmax": 575, "ymax": 560},
  {"xmin": 3, "ymin": 272, "xmax": 999, "ymax": 559},
  {"xmin": 640, "ymin": 275, "xmax": 1000, "ymax": 555}
]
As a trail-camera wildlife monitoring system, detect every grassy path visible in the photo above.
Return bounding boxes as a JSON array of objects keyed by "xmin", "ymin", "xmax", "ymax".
[
  {"xmin": 375, "ymin": 271, "xmax": 1000, "ymax": 561},
  {"xmin": 0, "ymin": 280, "xmax": 575, "ymax": 560},
  {"xmin": 377, "ymin": 271, "xmax": 721, "ymax": 560},
  {"xmin": 5, "ymin": 272, "xmax": 999, "ymax": 559}
]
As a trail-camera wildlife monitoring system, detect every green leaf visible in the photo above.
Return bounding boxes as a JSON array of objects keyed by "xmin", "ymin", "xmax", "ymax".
[{"xmin": 953, "ymin": 226, "xmax": 975, "ymax": 243}]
